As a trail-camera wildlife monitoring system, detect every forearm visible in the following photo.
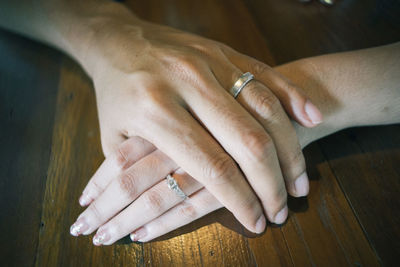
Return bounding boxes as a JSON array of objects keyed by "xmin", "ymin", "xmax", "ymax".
[
  {"xmin": 0, "ymin": 0, "xmax": 141, "ymax": 75},
  {"xmin": 276, "ymin": 43, "xmax": 400, "ymax": 148}
]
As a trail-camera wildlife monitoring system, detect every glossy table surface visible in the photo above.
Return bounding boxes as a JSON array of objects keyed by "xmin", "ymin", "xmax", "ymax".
[{"xmin": 0, "ymin": 0, "xmax": 399, "ymax": 266}]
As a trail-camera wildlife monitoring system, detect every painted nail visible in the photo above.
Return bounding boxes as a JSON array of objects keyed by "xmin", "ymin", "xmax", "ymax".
[
  {"xmin": 79, "ymin": 194, "xmax": 92, "ymax": 207},
  {"xmin": 130, "ymin": 227, "xmax": 147, "ymax": 242},
  {"xmin": 255, "ymin": 214, "xmax": 266, "ymax": 234},
  {"xmin": 274, "ymin": 206, "xmax": 288, "ymax": 224},
  {"xmin": 93, "ymin": 230, "xmax": 110, "ymax": 246},
  {"xmin": 294, "ymin": 172, "xmax": 310, "ymax": 197},
  {"xmin": 304, "ymin": 99, "xmax": 323, "ymax": 125},
  {"xmin": 70, "ymin": 218, "xmax": 89, "ymax": 236}
]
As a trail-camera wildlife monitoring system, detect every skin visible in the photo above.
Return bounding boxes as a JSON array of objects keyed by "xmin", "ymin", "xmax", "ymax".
[
  {"xmin": 0, "ymin": 0, "xmax": 324, "ymax": 232},
  {"xmin": 74, "ymin": 43, "xmax": 400, "ymax": 245}
]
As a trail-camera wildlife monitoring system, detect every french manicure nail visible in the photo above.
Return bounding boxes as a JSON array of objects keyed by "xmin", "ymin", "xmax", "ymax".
[
  {"xmin": 274, "ymin": 206, "xmax": 288, "ymax": 224},
  {"xmin": 79, "ymin": 194, "xmax": 92, "ymax": 207},
  {"xmin": 130, "ymin": 227, "xmax": 147, "ymax": 242},
  {"xmin": 304, "ymin": 99, "xmax": 323, "ymax": 125},
  {"xmin": 255, "ymin": 214, "xmax": 266, "ymax": 234},
  {"xmin": 93, "ymin": 230, "xmax": 110, "ymax": 246},
  {"xmin": 70, "ymin": 218, "xmax": 89, "ymax": 236},
  {"xmin": 294, "ymin": 172, "xmax": 310, "ymax": 197}
]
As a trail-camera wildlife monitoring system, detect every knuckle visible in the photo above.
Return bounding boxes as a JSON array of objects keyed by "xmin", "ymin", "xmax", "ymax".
[
  {"xmin": 117, "ymin": 172, "xmax": 137, "ymax": 199},
  {"xmin": 195, "ymin": 193, "xmax": 220, "ymax": 210},
  {"xmin": 189, "ymin": 41, "xmax": 222, "ymax": 56},
  {"xmin": 202, "ymin": 154, "xmax": 238, "ymax": 185},
  {"xmin": 283, "ymin": 81, "xmax": 299, "ymax": 94},
  {"xmin": 288, "ymin": 149, "xmax": 306, "ymax": 172},
  {"xmin": 238, "ymin": 195, "xmax": 262, "ymax": 221},
  {"xmin": 252, "ymin": 90, "xmax": 282, "ymax": 119},
  {"xmin": 162, "ymin": 53, "xmax": 211, "ymax": 89},
  {"xmin": 282, "ymin": 148, "xmax": 306, "ymax": 187},
  {"xmin": 115, "ymin": 138, "xmax": 142, "ymax": 170},
  {"xmin": 87, "ymin": 179, "xmax": 102, "ymax": 196},
  {"xmin": 142, "ymin": 190, "xmax": 165, "ymax": 214},
  {"xmin": 251, "ymin": 61, "xmax": 271, "ymax": 77},
  {"xmin": 116, "ymin": 146, "xmax": 130, "ymax": 169},
  {"xmin": 268, "ymin": 186, "xmax": 288, "ymax": 213},
  {"xmin": 166, "ymin": 53, "xmax": 199, "ymax": 75},
  {"xmin": 88, "ymin": 202, "xmax": 104, "ymax": 223},
  {"xmin": 242, "ymin": 131, "xmax": 275, "ymax": 162},
  {"xmin": 141, "ymin": 87, "xmax": 168, "ymax": 111},
  {"xmin": 177, "ymin": 202, "xmax": 197, "ymax": 220},
  {"xmin": 131, "ymin": 79, "xmax": 170, "ymax": 116},
  {"xmin": 189, "ymin": 42, "xmax": 209, "ymax": 53}
]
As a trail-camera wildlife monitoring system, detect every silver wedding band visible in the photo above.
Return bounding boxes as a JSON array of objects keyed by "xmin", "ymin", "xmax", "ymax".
[
  {"xmin": 229, "ymin": 72, "xmax": 255, "ymax": 98},
  {"xmin": 166, "ymin": 174, "xmax": 188, "ymax": 200}
]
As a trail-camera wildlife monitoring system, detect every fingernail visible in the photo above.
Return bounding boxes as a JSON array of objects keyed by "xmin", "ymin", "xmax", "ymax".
[
  {"xmin": 130, "ymin": 227, "xmax": 147, "ymax": 242},
  {"xmin": 294, "ymin": 172, "xmax": 310, "ymax": 197},
  {"xmin": 93, "ymin": 230, "xmax": 110, "ymax": 246},
  {"xmin": 305, "ymin": 99, "xmax": 323, "ymax": 125},
  {"xmin": 255, "ymin": 214, "xmax": 266, "ymax": 234},
  {"xmin": 79, "ymin": 194, "xmax": 92, "ymax": 207},
  {"xmin": 70, "ymin": 218, "xmax": 89, "ymax": 236},
  {"xmin": 274, "ymin": 206, "xmax": 288, "ymax": 224}
]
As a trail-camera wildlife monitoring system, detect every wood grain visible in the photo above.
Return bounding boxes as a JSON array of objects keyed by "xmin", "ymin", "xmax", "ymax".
[
  {"xmin": 0, "ymin": 0, "xmax": 399, "ymax": 266},
  {"xmin": 0, "ymin": 30, "xmax": 60, "ymax": 267},
  {"xmin": 319, "ymin": 126, "xmax": 400, "ymax": 266},
  {"xmin": 34, "ymin": 58, "xmax": 144, "ymax": 267}
]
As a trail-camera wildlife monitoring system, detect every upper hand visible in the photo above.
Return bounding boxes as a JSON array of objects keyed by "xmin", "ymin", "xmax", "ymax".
[{"xmin": 81, "ymin": 19, "xmax": 322, "ymax": 233}]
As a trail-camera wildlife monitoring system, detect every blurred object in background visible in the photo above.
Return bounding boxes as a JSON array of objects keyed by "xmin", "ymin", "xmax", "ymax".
[{"xmin": 299, "ymin": 0, "xmax": 335, "ymax": 5}]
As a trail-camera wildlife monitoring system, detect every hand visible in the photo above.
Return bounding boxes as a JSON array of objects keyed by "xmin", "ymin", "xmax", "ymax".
[
  {"xmin": 72, "ymin": 131, "xmax": 310, "ymax": 245},
  {"xmin": 71, "ymin": 42, "xmax": 400, "ymax": 245},
  {"xmin": 71, "ymin": 138, "xmax": 209, "ymax": 244},
  {"xmin": 81, "ymin": 18, "xmax": 322, "ymax": 233}
]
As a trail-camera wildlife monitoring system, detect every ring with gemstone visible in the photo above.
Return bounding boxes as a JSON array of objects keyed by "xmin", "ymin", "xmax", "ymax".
[{"xmin": 166, "ymin": 174, "xmax": 188, "ymax": 200}]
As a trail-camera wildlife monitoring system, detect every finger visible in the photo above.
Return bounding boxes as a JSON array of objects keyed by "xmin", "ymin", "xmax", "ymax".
[
  {"xmin": 211, "ymin": 62, "xmax": 309, "ymax": 197},
  {"xmin": 138, "ymin": 104, "xmax": 267, "ymax": 233},
  {"xmin": 221, "ymin": 46, "xmax": 323, "ymax": 127},
  {"xmin": 131, "ymin": 189, "xmax": 223, "ymax": 242},
  {"xmin": 100, "ymin": 130, "xmax": 126, "ymax": 158},
  {"xmin": 92, "ymin": 170, "xmax": 203, "ymax": 245},
  {"xmin": 177, "ymin": 72, "xmax": 288, "ymax": 224},
  {"xmin": 79, "ymin": 136, "xmax": 156, "ymax": 207},
  {"xmin": 70, "ymin": 150, "xmax": 177, "ymax": 236}
]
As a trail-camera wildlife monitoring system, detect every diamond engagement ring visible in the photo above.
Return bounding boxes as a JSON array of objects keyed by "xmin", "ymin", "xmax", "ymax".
[
  {"xmin": 166, "ymin": 174, "xmax": 188, "ymax": 200},
  {"xmin": 229, "ymin": 72, "xmax": 255, "ymax": 98}
]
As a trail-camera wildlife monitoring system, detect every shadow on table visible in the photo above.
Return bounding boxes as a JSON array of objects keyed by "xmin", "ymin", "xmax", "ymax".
[{"xmin": 116, "ymin": 193, "xmax": 310, "ymax": 245}]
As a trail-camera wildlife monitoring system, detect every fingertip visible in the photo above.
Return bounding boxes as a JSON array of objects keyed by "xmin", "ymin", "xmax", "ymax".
[
  {"xmin": 130, "ymin": 227, "xmax": 147, "ymax": 242},
  {"xmin": 304, "ymin": 99, "xmax": 323, "ymax": 126},
  {"xmin": 294, "ymin": 172, "xmax": 310, "ymax": 197},
  {"xmin": 280, "ymin": 95, "xmax": 318, "ymax": 128},
  {"xmin": 70, "ymin": 218, "xmax": 89, "ymax": 237},
  {"xmin": 79, "ymin": 194, "xmax": 92, "ymax": 207},
  {"xmin": 273, "ymin": 205, "xmax": 288, "ymax": 225},
  {"xmin": 254, "ymin": 214, "xmax": 266, "ymax": 234}
]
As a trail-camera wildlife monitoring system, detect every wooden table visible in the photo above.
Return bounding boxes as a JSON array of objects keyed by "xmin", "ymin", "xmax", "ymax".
[{"xmin": 1, "ymin": 0, "xmax": 399, "ymax": 266}]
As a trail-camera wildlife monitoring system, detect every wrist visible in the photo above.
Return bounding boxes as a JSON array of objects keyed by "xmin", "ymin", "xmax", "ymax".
[
  {"xmin": 66, "ymin": 4, "xmax": 147, "ymax": 79},
  {"xmin": 275, "ymin": 43, "xmax": 400, "ymax": 149},
  {"xmin": 275, "ymin": 59, "xmax": 349, "ymax": 148}
]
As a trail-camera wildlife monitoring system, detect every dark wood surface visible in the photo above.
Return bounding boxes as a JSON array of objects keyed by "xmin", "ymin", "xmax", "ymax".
[{"xmin": 0, "ymin": 0, "xmax": 399, "ymax": 266}]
